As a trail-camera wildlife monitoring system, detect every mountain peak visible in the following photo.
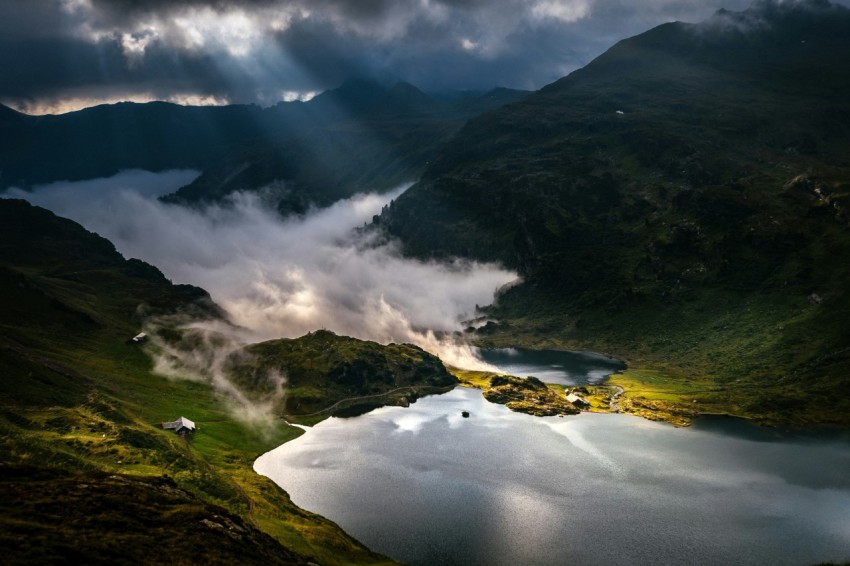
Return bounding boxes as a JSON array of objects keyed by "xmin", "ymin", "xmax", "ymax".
[
  {"xmin": 307, "ymin": 76, "xmax": 390, "ymax": 114},
  {"xmin": 324, "ymin": 76, "xmax": 392, "ymax": 103},
  {"xmin": 388, "ymin": 81, "xmax": 427, "ymax": 95},
  {"xmin": 385, "ymin": 81, "xmax": 435, "ymax": 104},
  {"xmin": 372, "ymin": 81, "xmax": 438, "ymax": 116},
  {"xmin": 547, "ymin": 0, "xmax": 850, "ymax": 95}
]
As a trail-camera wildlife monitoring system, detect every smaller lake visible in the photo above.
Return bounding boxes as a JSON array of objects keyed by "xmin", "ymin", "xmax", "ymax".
[{"xmin": 476, "ymin": 347, "xmax": 624, "ymax": 385}]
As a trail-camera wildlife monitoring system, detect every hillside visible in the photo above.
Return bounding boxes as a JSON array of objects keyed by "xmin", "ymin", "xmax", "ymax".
[
  {"xmin": 226, "ymin": 330, "xmax": 457, "ymax": 421},
  {"xmin": 0, "ymin": 466, "xmax": 311, "ymax": 565},
  {"xmin": 380, "ymin": 0, "xmax": 850, "ymax": 425},
  {"xmin": 0, "ymin": 199, "xmax": 397, "ymax": 564}
]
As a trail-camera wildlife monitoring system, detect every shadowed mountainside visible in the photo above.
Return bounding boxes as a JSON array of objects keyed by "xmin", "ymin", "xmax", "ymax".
[
  {"xmin": 0, "ymin": 79, "xmax": 526, "ymax": 216},
  {"xmin": 380, "ymin": 0, "xmax": 850, "ymax": 425},
  {"xmin": 161, "ymin": 81, "xmax": 527, "ymax": 215}
]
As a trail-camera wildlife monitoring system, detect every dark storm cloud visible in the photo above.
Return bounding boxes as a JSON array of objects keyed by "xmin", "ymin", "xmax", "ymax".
[
  {"xmin": 0, "ymin": 34, "xmax": 252, "ymax": 112},
  {"xmin": 1, "ymin": 0, "xmax": 846, "ymax": 113}
]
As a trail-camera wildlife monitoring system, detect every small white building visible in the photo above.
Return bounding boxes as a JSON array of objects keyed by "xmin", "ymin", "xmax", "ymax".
[
  {"xmin": 131, "ymin": 332, "xmax": 147, "ymax": 343},
  {"xmin": 566, "ymin": 393, "xmax": 589, "ymax": 407},
  {"xmin": 162, "ymin": 416, "xmax": 196, "ymax": 435}
]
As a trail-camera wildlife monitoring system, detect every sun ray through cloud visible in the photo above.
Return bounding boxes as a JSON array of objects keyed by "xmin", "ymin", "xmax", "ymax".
[{"xmin": 3, "ymin": 0, "xmax": 822, "ymax": 111}]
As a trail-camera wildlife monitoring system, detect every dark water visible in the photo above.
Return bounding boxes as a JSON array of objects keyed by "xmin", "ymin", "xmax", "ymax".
[
  {"xmin": 476, "ymin": 347, "xmax": 624, "ymax": 385},
  {"xmin": 256, "ymin": 389, "xmax": 850, "ymax": 565}
]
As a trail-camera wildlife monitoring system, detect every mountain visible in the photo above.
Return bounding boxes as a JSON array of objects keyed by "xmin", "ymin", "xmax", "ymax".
[
  {"xmin": 0, "ymin": 102, "xmax": 269, "ymax": 189},
  {"xmin": 161, "ymin": 81, "xmax": 527, "ymax": 215},
  {"xmin": 380, "ymin": 0, "xmax": 850, "ymax": 425},
  {"xmin": 307, "ymin": 77, "xmax": 397, "ymax": 117},
  {"xmin": 0, "ymin": 198, "xmax": 219, "ymax": 344},
  {"xmin": 0, "ymin": 198, "xmax": 403, "ymax": 564},
  {"xmin": 0, "ymin": 79, "xmax": 527, "ymax": 216}
]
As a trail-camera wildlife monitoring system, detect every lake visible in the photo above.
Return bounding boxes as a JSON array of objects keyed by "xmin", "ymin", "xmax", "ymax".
[
  {"xmin": 476, "ymin": 347, "xmax": 625, "ymax": 385},
  {"xmin": 255, "ymin": 351, "xmax": 850, "ymax": 566}
]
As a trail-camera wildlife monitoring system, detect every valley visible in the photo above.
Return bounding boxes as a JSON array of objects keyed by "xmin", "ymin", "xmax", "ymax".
[{"xmin": 1, "ymin": 1, "xmax": 850, "ymax": 564}]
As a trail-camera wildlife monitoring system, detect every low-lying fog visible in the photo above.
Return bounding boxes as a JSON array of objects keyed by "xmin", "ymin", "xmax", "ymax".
[{"xmin": 7, "ymin": 170, "xmax": 518, "ymax": 372}]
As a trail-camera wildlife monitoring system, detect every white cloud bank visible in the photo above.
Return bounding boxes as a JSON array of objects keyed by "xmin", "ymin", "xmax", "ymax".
[{"xmin": 6, "ymin": 170, "xmax": 518, "ymax": 371}]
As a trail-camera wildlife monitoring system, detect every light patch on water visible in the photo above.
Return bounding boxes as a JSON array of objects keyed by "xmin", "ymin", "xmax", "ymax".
[{"xmin": 542, "ymin": 419, "xmax": 624, "ymax": 478}]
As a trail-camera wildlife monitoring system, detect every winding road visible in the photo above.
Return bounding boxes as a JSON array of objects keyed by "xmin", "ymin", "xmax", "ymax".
[
  {"xmin": 609, "ymin": 386, "xmax": 625, "ymax": 412},
  {"xmin": 286, "ymin": 385, "xmax": 451, "ymax": 419}
]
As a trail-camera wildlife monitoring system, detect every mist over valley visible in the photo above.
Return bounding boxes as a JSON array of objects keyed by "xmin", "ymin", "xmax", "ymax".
[{"xmin": 8, "ymin": 170, "xmax": 517, "ymax": 363}]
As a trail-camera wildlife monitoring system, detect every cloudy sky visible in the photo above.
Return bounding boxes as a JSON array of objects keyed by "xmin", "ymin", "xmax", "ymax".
[{"xmin": 0, "ymin": 0, "xmax": 843, "ymax": 113}]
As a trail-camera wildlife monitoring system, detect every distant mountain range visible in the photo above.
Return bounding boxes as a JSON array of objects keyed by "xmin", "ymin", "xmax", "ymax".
[
  {"xmin": 0, "ymin": 79, "xmax": 527, "ymax": 214},
  {"xmin": 380, "ymin": 0, "xmax": 850, "ymax": 424}
]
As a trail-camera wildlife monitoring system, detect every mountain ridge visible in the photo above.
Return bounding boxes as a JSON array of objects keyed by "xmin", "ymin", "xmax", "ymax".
[
  {"xmin": 0, "ymin": 79, "xmax": 527, "ymax": 189},
  {"xmin": 379, "ymin": 0, "xmax": 850, "ymax": 425}
]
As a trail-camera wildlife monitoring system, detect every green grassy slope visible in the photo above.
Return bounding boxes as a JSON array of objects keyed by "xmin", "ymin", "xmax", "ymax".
[
  {"xmin": 0, "ymin": 199, "xmax": 395, "ymax": 564},
  {"xmin": 226, "ymin": 330, "xmax": 457, "ymax": 422},
  {"xmin": 381, "ymin": 1, "xmax": 850, "ymax": 425}
]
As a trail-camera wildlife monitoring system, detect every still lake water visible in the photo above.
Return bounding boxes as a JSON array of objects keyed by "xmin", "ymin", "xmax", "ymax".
[
  {"xmin": 255, "ymin": 351, "xmax": 850, "ymax": 566},
  {"xmin": 477, "ymin": 347, "xmax": 625, "ymax": 385}
]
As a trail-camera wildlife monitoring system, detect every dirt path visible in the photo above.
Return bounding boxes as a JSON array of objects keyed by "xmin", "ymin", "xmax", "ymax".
[
  {"xmin": 228, "ymin": 478, "xmax": 258, "ymax": 528},
  {"xmin": 292, "ymin": 386, "xmax": 420, "ymax": 418},
  {"xmin": 610, "ymin": 386, "xmax": 625, "ymax": 412}
]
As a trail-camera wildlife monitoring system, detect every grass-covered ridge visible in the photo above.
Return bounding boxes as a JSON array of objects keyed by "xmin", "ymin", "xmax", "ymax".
[
  {"xmin": 227, "ymin": 330, "xmax": 457, "ymax": 423},
  {"xmin": 382, "ymin": 1, "xmax": 850, "ymax": 426},
  {"xmin": 0, "ymin": 199, "xmax": 397, "ymax": 564}
]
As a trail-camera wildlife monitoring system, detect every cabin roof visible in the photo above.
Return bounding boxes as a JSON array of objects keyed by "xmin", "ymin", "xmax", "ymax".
[
  {"xmin": 163, "ymin": 416, "xmax": 196, "ymax": 431},
  {"xmin": 566, "ymin": 393, "xmax": 585, "ymax": 404}
]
